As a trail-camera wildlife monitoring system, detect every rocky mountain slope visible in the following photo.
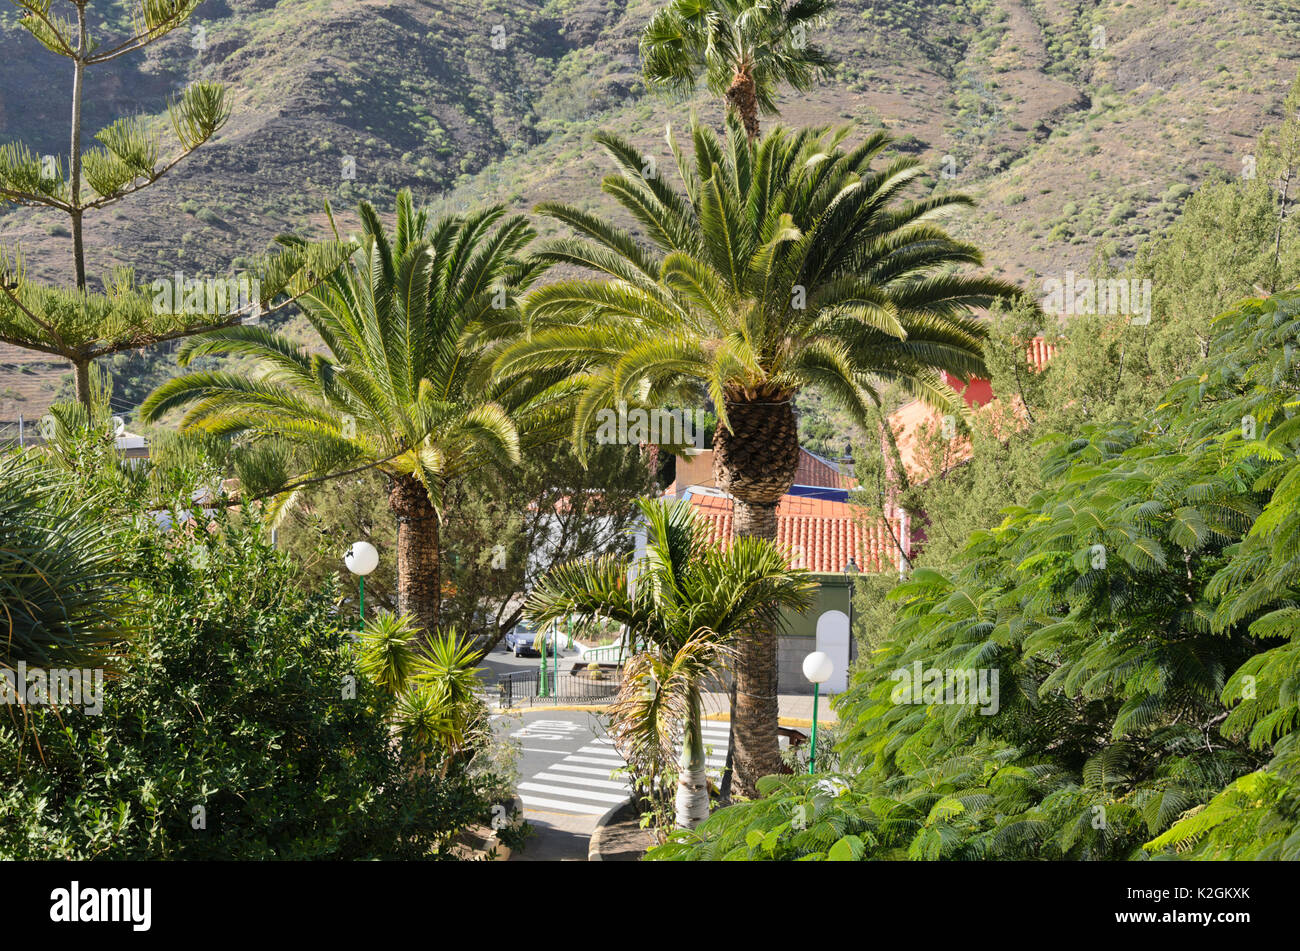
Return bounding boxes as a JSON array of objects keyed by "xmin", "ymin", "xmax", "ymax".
[{"xmin": 1, "ymin": 0, "xmax": 1297, "ymax": 424}]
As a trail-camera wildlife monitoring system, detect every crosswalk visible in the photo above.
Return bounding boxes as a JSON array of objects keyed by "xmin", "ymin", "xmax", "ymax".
[{"xmin": 517, "ymin": 720, "xmax": 733, "ymax": 817}]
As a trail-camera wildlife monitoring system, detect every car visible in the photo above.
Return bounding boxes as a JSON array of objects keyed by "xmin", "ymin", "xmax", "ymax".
[{"xmin": 502, "ymin": 623, "xmax": 540, "ymax": 657}]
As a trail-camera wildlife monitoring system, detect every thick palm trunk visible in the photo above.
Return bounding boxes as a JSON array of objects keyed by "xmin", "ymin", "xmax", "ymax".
[
  {"xmin": 713, "ymin": 397, "xmax": 800, "ymax": 797},
  {"xmin": 675, "ymin": 682, "xmax": 709, "ymax": 828},
  {"xmin": 388, "ymin": 473, "xmax": 440, "ymax": 637},
  {"xmin": 724, "ymin": 69, "xmax": 760, "ymax": 141}
]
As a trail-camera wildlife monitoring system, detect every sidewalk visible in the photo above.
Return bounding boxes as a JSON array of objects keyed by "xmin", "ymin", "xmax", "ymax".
[{"xmin": 701, "ymin": 691, "xmax": 839, "ymax": 726}]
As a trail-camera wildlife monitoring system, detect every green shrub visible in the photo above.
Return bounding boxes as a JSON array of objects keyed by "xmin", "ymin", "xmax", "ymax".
[{"xmin": 0, "ymin": 513, "xmax": 502, "ymax": 859}]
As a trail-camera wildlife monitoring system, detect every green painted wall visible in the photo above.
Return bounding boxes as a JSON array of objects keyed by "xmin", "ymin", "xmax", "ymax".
[{"xmin": 781, "ymin": 573, "xmax": 853, "ymax": 638}]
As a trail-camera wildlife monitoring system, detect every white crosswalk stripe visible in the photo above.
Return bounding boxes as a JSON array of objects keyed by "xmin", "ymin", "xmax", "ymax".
[{"xmin": 517, "ymin": 725, "xmax": 734, "ymax": 817}]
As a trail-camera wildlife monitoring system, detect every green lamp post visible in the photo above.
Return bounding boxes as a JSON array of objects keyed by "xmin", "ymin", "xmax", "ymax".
[
  {"xmin": 345, "ymin": 541, "xmax": 379, "ymax": 632},
  {"xmin": 802, "ymin": 651, "xmax": 833, "ymax": 775}
]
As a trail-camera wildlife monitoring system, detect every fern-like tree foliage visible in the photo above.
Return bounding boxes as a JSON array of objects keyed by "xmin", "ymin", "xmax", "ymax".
[
  {"xmin": 524, "ymin": 498, "xmax": 815, "ymax": 831},
  {"xmin": 651, "ymin": 290, "xmax": 1300, "ymax": 861},
  {"xmin": 141, "ymin": 189, "xmax": 564, "ymax": 637},
  {"xmin": 640, "ymin": 0, "xmax": 836, "ymax": 140},
  {"xmin": 0, "ymin": 1, "xmax": 338, "ymax": 405},
  {"xmin": 496, "ymin": 116, "xmax": 1021, "ymax": 795}
]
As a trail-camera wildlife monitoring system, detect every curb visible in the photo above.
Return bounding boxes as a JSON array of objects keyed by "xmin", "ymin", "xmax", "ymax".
[
  {"xmin": 701, "ymin": 713, "xmax": 836, "ymax": 728},
  {"xmin": 587, "ymin": 796, "xmax": 633, "ymax": 861}
]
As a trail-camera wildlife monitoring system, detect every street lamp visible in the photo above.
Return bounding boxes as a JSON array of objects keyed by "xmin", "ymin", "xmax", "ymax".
[
  {"xmin": 802, "ymin": 651, "xmax": 833, "ymax": 775},
  {"xmin": 344, "ymin": 541, "xmax": 379, "ymax": 631},
  {"xmin": 844, "ymin": 556, "xmax": 859, "ymax": 670}
]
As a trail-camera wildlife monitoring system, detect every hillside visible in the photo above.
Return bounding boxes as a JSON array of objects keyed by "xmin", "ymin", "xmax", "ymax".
[{"xmin": 1, "ymin": 0, "xmax": 1298, "ymax": 425}]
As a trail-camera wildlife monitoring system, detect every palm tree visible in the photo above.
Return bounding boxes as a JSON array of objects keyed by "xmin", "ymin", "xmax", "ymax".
[
  {"xmin": 640, "ymin": 0, "xmax": 836, "ymax": 140},
  {"xmin": 525, "ymin": 498, "xmax": 815, "ymax": 828},
  {"xmin": 497, "ymin": 118, "xmax": 1024, "ymax": 795},
  {"xmin": 141, "ymin": 189, "xmax": 558, "ymax": 636}
]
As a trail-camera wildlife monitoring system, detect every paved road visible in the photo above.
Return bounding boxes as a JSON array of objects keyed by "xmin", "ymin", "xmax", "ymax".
[{"xmin": 495, "ymin": 708, "xmax": 732, "ymax": 860}]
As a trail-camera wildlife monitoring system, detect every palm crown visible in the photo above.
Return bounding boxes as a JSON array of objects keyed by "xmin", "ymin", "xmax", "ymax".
[
  {"xmin": 641, "ymin": 0, "xmax": 836, "ymax": 139},
  {"xmin": 142, "ymin": 189, "xmax": 557, "ymax": 632},
  {"xmin": 500, "ymin": 117, "xmax": 1020, "ymax": 451},
  {"xmin": 142, "ymin": 189, "xmax": 548, "ymax": 511}
]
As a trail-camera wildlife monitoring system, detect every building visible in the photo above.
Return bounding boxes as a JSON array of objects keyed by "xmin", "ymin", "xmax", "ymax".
[{"xmin": 657, "ymin": 447, "xmax": 906, "ymax": 694}]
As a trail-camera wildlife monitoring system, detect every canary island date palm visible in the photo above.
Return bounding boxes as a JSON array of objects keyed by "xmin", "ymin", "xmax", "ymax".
[
  {"xmin": 498, "ymin": 117, "xmax": 1023, "ymax": 795},
  {"xmin": 640, "ymin": 0, "xmax": 836, "ymax": 140},
  {"xmin": 525, "ymin": 498, "xmax": 815, "ymax": 828},
  {"xmin": 141, "ymin": 189, "xmax": 557, "ymax": 636}
]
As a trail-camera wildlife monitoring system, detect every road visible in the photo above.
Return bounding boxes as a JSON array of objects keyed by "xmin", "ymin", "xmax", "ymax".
[{"xmin": 493, "ymin": 707, "xmax": 732, "ymax": 861}]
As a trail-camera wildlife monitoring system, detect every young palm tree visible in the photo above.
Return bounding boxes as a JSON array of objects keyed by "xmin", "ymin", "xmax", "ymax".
[
  {"xmin": 640, "ymin": 0, "xmax": 836, "ymax": 140},
  {"xmin": 141, "ymin": 189, "xmax": 558, "ymax": 636},
  {"xmin": 525, "ymin": 498, "xmax": 815, "ymax": 828},
  {"xmin": 497, "ymin": 118, "xmax": 1024, "ymax": 795}
]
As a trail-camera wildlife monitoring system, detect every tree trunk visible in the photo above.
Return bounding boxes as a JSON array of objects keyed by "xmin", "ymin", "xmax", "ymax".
[
  {"xmin": 729, "ymin": 497, "xmax": 784, "ymax": 795},
  {"xmin": 72, "ymin": 356, "xmax": 91, "ymax": 408},
  {"xmin": 713, "ymin": 397, "xmax": 800, "ymax": 797},
  {"xmin": 724, "ymin": 69, "xmax": 760, "ymax": 141},
  {"xmin": 675, "ymin": 682, "xmax": 709, "ymax": 829},
  {"xmin": 388, "ymin": 473, "xmax": 440, "ymax": 637},
  {"xmin": 70, "ymin": 7, "xmax": 87, "ymax": 291}
]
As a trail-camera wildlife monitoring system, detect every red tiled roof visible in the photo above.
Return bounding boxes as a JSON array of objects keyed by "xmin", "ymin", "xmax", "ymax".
[
  {"xmin": 794, "ymin": 448, "xmax": 854, "ymax": 489},
  {"xmin": 684, "ymin": 490, "xmax": 906, "ymax": 574}
]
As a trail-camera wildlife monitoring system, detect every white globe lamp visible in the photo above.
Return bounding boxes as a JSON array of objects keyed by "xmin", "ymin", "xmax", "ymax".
[{"xmin": 802, "ymin": 651, "xmax": 834, "ymax": 774}]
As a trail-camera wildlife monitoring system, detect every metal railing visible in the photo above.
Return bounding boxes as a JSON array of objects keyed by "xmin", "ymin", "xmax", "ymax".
[
  {"xmin": 579, "ymin": 642, "xmax": 630, "ymax": 666},
  {"xmin": 497, "ymin": 667, "xmax": 622, "ymax": 708}
]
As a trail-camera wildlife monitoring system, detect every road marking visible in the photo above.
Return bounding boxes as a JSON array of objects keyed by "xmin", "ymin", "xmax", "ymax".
[
  {"xmin": 548, "ymin": 763, "xmax": 622, "ymax": 778},
  {"xmin": 518, "ymin": 782, "xmax": 627, "ymax": 804},
  {"xmin": 534, "ymin": 772, "xmax": 631, "ymax": 791},
  {"xmin": 516, "ymin": 719, "xmax": 734, "ymax": 818},
  {"xmin": 517, "ymin": 795, "xmax": 609, "ymax": 816}
]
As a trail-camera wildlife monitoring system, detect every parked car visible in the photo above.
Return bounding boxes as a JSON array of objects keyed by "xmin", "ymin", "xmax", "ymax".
[{"xmin": 503, "ymin": 622, "xmax": 540, "ymax": 657}]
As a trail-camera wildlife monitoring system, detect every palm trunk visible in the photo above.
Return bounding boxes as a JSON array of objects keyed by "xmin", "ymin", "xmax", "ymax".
[
  {"xmin": 712, "ymin": 397, "xmax": 800, "ymax": 797},
  {"xmin": 388, "ymin": 473, "xmax": 440, "ymax": 637},
  {"xmin": 675, "ymin": 682, "xmax": 709, "ymax": 828},
  {"xmin": 730, "ymin": 498, "xmax": 784, "ymax": 794},
  {"xmin": 724, "ymin": 69, "xmax": 760, "ymax": 141}
]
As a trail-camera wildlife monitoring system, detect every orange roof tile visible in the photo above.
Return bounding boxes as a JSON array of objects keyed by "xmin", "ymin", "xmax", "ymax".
[{"xmin": 684, "ymin": 490, "xmax": 906, "ymax": 574}]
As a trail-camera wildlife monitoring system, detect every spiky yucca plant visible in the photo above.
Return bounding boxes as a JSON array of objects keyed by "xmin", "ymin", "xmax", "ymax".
[{"xmin": 0, "ymin": 453, "xmax": 132, "ymax": 671}]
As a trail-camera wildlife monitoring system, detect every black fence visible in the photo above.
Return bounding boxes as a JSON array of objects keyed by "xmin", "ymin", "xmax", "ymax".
[{"xmin": 497, "ymin": 668, "xmax": 622, "ymax": 708}]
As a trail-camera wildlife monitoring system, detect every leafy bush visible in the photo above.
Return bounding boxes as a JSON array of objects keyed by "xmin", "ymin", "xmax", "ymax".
[{"xmin": 0, "ymin": 513, "xmax": 503, "ymax": 859}]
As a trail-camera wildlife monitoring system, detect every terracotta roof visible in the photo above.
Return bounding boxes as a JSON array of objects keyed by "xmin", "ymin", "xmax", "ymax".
[
  {"xmin": 683, "ymin": 489, "xmax": 907, "ymax": 574},
  {"xmin": 794, "ymin": 448, "xmax": 854, "ymax": 489}
]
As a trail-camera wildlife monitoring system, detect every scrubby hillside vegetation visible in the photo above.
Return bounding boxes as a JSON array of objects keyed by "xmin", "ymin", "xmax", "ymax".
[{"xmin": 2, "ymin": 0, "xmax": 1299, "ymax": 420}]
